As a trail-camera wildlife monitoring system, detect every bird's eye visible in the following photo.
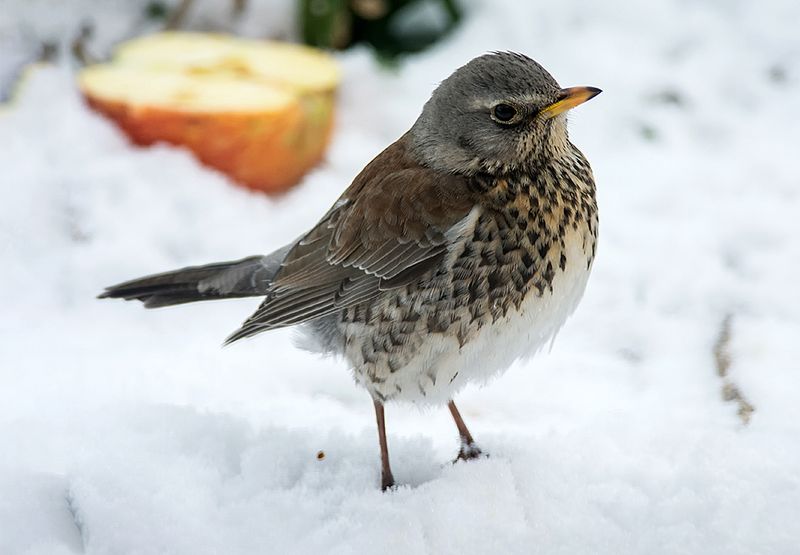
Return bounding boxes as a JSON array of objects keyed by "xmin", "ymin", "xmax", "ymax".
[{"xmin": 491, "ymin": 103, "xmax": 519, "ymax": 124}]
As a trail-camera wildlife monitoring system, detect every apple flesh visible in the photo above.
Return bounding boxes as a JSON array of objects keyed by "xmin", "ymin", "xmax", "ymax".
[{"xmin": 78, "ymin": 33, "xmax": 339, "ymax": 194}]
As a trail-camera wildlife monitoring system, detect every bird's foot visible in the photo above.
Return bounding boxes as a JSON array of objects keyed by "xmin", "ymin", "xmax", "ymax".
[
  {"xmin": 381, "ymin": 472, "xmax": 396, "ymax": 492},
  {"xmin": 453, "ymin": 442, "xmax": 485, "ymax": 463}
]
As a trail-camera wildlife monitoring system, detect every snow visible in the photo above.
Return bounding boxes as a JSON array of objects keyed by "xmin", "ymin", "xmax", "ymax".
[{"xmin": 2, "ymin": 0, "xmax": 800, "ymax": 553}]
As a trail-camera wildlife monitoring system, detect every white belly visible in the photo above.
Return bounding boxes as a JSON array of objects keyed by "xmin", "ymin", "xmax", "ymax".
[{"xmin": 360, "ymin": 238, "xmax": 594, "ymax": 404}]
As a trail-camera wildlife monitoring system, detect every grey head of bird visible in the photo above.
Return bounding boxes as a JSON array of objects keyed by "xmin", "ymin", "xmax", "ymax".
[{"xmin": 407, "ymin": 51, "xmax": 601, "ymax": 175}]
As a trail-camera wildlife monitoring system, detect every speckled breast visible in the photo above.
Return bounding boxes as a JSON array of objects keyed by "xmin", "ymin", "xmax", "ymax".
[{"xmin": 340, "ymin": 157, "xmax": 598, "ymax": 403}]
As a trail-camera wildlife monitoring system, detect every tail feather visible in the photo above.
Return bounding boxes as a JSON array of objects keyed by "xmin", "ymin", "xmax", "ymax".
[{"xmin": 99, "ymin": 251, "xmax": 287, "ymax": 308}]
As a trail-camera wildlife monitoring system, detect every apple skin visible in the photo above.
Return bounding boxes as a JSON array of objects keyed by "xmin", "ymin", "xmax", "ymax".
[{"xmin": 83, "ymin": 90, "xmax": 335, "ymax": 194}]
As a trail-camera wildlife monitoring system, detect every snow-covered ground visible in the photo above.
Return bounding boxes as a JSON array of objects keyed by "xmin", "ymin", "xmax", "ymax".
[{"xmin": 2, "ymin": 0, "xmax": 800, "ymax": 553}]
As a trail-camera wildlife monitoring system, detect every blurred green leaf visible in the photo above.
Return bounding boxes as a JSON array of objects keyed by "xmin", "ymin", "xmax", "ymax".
[
  {"xmin": 301, "ymin": 0, "xmax": 461, "ymax": 58},
  {"xmin": 145, "ymin": 1, "xmax": 169, "ymax": 20}
]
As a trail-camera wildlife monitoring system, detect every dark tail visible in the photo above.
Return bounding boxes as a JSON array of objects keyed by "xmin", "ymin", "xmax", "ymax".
[{"xmin": 99, "ymin": 251, "xmax": 287, "ymax": 309}]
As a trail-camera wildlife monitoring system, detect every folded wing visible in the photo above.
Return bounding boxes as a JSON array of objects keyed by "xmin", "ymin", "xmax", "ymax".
[{"xmin": 225, "ymin": 139, "xmax": 477, "ymax": 343}]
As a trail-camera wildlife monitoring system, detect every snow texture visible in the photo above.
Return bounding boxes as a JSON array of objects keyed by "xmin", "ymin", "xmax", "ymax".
[{"xmin": 1, "ymin": 0, "xmax": 800, "ymax": 553}]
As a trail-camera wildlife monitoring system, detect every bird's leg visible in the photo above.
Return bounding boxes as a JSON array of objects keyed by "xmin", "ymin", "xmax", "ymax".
[
  {"xmin": 448, "ymin": 400, "xmax": 483, "ymax": 461},
  {"xmin": 373, "ymin": 399, "xmax": 395, "ymax": 491}
]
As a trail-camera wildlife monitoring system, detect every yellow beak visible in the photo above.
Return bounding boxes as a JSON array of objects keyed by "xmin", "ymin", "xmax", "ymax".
[{"xmin": 540, "ymin": 86, "xmax": 602, "ymax": 119}]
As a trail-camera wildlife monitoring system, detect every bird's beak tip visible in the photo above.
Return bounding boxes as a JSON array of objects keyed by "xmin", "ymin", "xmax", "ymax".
[
  {"xmin": 586, "ymin": 86, "xmax": 602, "ymax": 98},
  {"xmin": 541, "ymin": 85, "xmax": 602, "ymax": 118}
]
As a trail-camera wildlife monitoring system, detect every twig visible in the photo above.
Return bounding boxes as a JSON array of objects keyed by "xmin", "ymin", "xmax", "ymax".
[
  {"xmin": 232, "ymin": 0, "xmax": 248, "ymax": 17},
  {"xmin": 38, "ymin": 41, "xmax": 58, "ymax": 63},
  {"xmin": 713, "ymin": 314, "xmax": 755, "ymax": 425},
  {"xmin": 71, "ymin": 22, "xmax": 96, "ymax": 66},
  {"xmin": 165, "ymin": 0, "xmax": 195, "ymax": 30}
]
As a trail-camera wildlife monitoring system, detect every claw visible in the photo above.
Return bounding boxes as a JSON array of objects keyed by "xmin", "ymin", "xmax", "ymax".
[{"xmin": 453, "ymin": 441, "xmax": 485, "ymax": 463}]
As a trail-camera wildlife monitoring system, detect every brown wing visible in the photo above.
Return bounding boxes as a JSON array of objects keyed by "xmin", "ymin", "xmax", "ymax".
[{"xmin": 225, "ymin": 137, "xmax": 477, "ymax": 344}]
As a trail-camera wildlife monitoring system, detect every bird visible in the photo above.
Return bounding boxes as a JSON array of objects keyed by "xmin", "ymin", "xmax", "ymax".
[{"xmin": 99, "ymin": 52, "xmax": 601, "ymax": 491}]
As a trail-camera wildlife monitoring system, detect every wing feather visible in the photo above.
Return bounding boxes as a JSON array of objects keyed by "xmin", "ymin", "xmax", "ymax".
[{"xmin": 225, "ymin": 139, "xmax": 478, "ymax": 343}]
